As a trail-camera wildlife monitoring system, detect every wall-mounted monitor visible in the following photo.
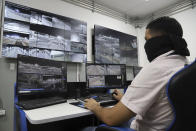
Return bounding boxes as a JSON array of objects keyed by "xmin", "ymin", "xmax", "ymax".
[
  {"xmin": 86, "ymin": 63, "xmax": 126, "ymax": 89},
  {"xmin": 94, "ymin": 25, "xmax": 138, "ymax": 66},
  {"xmin": 2, "ymin": 1, "xmax": 87, "ymax": 63}
]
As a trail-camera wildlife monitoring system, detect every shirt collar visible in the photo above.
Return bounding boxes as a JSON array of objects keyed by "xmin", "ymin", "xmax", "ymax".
[{"xmin": 152, "ymin": 50, "xmax": 175, "ymax": 62}]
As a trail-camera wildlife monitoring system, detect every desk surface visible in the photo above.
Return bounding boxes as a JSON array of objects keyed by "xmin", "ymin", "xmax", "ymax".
[{"xmin": 24, "ymin": 102, "xmax": 92, "ymax": 124}]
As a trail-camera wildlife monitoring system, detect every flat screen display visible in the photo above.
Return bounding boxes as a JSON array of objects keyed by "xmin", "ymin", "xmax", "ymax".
[
  {"xmin": 88, "ymin": 76, "xmax": 105, "ymax": 88},
  {"xmin": 94, "ymin": 25, "xmax": 138, "ymax": 66},
  {"xmin": 17, "ymin": 55, "xmax": 67, "ymax": 92},
  {"xmin": 3, "ymin": 2, "xmax": 87, "ymax": 63},
  {"xmin": 86, "ymin": 64, "xmax": 126, "ymax": 89}
]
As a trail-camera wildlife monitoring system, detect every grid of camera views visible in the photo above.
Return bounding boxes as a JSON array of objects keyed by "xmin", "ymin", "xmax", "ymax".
[
  {"xmin": 94, "ymin": 25, "xmax": 138, "ymax": 66},
  {"xmin": 86, "ymin": 64, "xmax": 126, "ymax": 88},
  {"xmin": 2, "ymin": 2, "xmax": 87, "ymax": 63},
  {"xmin": 17, "ymin": 55, "xmax": 67, "ymax": 91}
]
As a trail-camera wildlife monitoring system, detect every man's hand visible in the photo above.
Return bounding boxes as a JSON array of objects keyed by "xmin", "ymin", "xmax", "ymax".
[
  {"xmin": 84, "ymin": 97, "xmax": 135, "ymax": 126},
  {"xmin": 84, "ymin": 98, "xmax": 100, "ymax": 111},
  {"xmin": 113, "ymin": 89, "xmax": 123, "ymax": 101}
]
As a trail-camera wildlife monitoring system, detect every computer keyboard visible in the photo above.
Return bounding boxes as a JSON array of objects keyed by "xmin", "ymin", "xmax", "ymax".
[
  {"xmin": 17, "ymin": 96, "xmax": 67, "ymax": 110},
  {"xmin": 77, "ymin": 93, "xmax": 118, "ymax": 107}
]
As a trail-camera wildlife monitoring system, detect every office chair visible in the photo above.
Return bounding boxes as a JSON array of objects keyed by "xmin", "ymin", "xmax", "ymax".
[
  {"xmin": 166, "ymin": 60, "xmax": 196, "ymax": 131},
  {"xmin": 96, "ymin": 60, "xmax": 196, "ymax": 131}
]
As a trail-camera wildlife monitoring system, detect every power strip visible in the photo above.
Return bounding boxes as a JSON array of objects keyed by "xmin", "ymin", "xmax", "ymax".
[{"xmin": 0, "ymin": 109, "xmax": 6, "ymax": 116}]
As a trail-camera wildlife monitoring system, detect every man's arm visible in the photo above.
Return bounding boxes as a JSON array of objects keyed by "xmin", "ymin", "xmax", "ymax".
[{"xmin": 84, "ymin": 99, "xmax": 136, "ymax": 126}]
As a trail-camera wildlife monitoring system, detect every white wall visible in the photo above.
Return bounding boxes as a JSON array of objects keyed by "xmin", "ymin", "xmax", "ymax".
[
  {"xmin": 136, "ymin": 27, "xmax": 148, "ymax": 66},
  {"xmin": 138, "ymin": 7, "xmax": 196, "ymax": 66},
  {"xmin": 172, "ymin": 7, "xmax": 196, "ymax": 62},
  {"xmin": 6, "ymin": 0, "xmax": 137, "ymax": 62}
]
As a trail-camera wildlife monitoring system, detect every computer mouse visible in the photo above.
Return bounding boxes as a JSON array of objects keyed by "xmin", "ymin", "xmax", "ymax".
[{"xmin": 111, "ymin": 92, "xmax": 117, "ymax": 96}]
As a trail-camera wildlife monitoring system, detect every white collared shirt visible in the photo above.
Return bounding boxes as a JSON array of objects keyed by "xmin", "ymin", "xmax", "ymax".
[{"xmin": 121, "ymin": 51, "xmax": 188, "ymax": 131}]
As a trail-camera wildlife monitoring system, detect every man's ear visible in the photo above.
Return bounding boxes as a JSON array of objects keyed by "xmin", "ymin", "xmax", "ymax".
[{"xmin": 148, "ymin": 29, "xmax": 166, "ymax": 39}]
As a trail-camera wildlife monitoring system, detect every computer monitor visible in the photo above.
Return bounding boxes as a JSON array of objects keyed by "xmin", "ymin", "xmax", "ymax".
[
  {"xmin": 3, "ymin": 2, "xmax": 87, "ymax": 63},
  {"xmin": 67, "ymin": 82, "xmax": 87, "ymax": 99},
  {"xmin": 93, "ymin": 25, "xmax": 138, "ymax": 66},
  {"xmin": 133, "ymin": 66, "xmax": 142, "ymax": 77},
  {"xmin": 17, "ymin": 55, "xmax": 67, "ymax": 94},
  {"xmin": 86, "ymin": 64, "xmax": 126, "ymax": 89}
]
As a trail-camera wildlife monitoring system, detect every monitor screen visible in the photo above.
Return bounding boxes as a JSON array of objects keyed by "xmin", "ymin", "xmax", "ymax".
[
  {"xmin": 94, "ymin": 25, "xmax": 138, "ymax": 66},
  {"xmin": 87, "ymin": 65, "xmax": 106, "ymax": 75},
  {"xmin": 17, "ymin": 55, "xmax": 67, "ymax": 93},
  {"xmin": 3, "ymin": 2, "xmax": 87, "ymax": 63},
  {"xmin": 67, "ymin": 82, "xmax": 87, "ymax": 98},
  {"xmin": 86, "ymin": 64, "xmax": 126, "ymax": 89},
  {"xmin": 107, "ymin": 65, "xmax": 121, "ymax": 75},
  {"xmin": 88, "ymin": 76, "xmax": 105, "ymax": 88},
  {"xmin": 126, "ymin": 66, "xmax": 134, "ymax": 81},
  {"xmin": 133, "ymin": 66, "xmax": 142, "ymax": 77},
  {"xmin": 105, "ymin": 75, "xmax": 122, "ymax": 87}
]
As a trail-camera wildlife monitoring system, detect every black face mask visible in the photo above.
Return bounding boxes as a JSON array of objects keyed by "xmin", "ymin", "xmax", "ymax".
[{"xmin": 144, "ymin": 35, "xmax": 190, "ymax": 62}]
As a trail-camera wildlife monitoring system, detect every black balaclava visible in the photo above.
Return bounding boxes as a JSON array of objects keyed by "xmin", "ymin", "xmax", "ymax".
[{"xmin": 144, "ymin": 35, "xmax": 190, "ymax": 62}]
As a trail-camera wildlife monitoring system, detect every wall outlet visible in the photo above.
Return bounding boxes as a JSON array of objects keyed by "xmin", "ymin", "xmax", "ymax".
[
  {"xmin": 10, "ymin": 63, "xmax": 15, "ymax": 71},
  {"xmin": 0, "ymin": 109, "xmax": 6, "ymax": 116}
]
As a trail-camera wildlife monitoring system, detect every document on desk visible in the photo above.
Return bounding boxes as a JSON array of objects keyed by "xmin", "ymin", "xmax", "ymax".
[{"xmin": 24, "ymin": 103, "xmax": 93, "ymax": 124}]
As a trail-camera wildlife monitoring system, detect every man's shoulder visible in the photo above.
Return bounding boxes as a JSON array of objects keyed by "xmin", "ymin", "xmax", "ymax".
[
  {"xmin": 132, "ymin": 56, "xmax": 186, "ymax": 87},
  {"xmin": 148, "ymin": 54, "xmax": 187, "ymax": 72}
]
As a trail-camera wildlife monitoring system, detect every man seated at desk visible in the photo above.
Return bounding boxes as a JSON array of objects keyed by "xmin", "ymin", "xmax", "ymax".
[{"xmin": 83, "ymin": 16, "xmax": 190, "ymax": 131}]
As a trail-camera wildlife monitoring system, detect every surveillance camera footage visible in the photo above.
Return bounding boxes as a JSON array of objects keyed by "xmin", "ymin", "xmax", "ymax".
[
  {"xmin": 17, "ymin": 55, "xmax": 67, "ymax": 91},
  {"xmin": 3, "ymin": 2, "xmax": 87, "ymax": 63},
  {"xmin": 94, "ymin": 25, "xmax": 138, "ymax": 66}
]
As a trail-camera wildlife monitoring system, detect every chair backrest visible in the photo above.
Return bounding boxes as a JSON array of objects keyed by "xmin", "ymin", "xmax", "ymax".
[{"xmin": 166, "ymin": 60, "xmax": 196, "ymax": 131}]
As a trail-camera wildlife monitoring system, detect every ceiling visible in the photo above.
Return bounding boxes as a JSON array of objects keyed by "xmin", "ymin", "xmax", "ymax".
[{"xmin": 95, "ymin": 0, "xmax": 185, "ymax": 18}]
